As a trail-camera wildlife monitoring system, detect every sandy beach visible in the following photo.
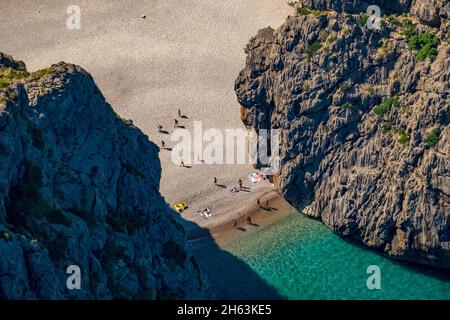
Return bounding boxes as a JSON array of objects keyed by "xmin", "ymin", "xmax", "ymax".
[{"xmin": 0, "ymin": 0, "xmax": 292, "ymax": 233}]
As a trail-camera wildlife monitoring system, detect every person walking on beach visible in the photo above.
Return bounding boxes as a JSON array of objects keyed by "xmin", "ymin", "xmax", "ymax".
[
  {"xmin": 257, "ymin": 198, "xmax": 261, "ymax": 208},
  {"xmin": 178, "ymin": 109, "xmax": 182, "ymax": 118},
  {"xmin": 214, "ymin": 177, "xmax": 218, "ymax": 185},
  {"xmin": 161, "ymin": 140, "xmax": 166, "ymax": 150},
  {"xmin": 180, "ymin": 159, "xmax": 185, "ymax": 167},
  {"xmin": 246, "ymin": 216, "xmax": 252, "ymax": 225},
  {"xmin": 158, "ymin": 124, "xmax": 163, "ymax": 132},
  {"xmin": 174, "ymin": 119, "xmax": 179, "ymax": 128},
  {"xmin": 238, "ymin": 179, "xmax": 243, "ymax": 191}
]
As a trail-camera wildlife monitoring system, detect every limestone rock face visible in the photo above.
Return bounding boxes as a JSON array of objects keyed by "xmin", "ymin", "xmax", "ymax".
[
  {"xmin": 236, "ymin": 1, "xmax": 450, "ymax": 268},
  {"xmin": 295, "ymin": 0, "xmax": 412, "ymax": 14},
  {"xmin": 0, "ymin": 55, "xmax": 208, "ymax": 299}
]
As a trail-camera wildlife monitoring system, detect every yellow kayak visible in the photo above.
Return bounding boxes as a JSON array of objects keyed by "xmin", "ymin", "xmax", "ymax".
[{"xmin": 173, "ymin": 202, "xmax": 188, "ymax": 212}]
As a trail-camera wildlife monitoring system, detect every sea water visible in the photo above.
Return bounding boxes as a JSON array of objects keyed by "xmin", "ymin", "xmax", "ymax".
[{"xmin": 223, "ymin": 211, "xmax": 450, "ymax": 300}]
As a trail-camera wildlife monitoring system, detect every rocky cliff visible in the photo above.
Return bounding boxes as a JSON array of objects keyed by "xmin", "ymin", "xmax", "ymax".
[
  {"xmin": 236, "ymin": 1, "xmax": 450, "ymax": 268},
  {"xmin": 0, "ymin": 53, "xmax": 207, "ymax": 299}
]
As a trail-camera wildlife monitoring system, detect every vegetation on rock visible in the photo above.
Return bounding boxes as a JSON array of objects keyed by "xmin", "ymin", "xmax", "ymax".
[
  {"xmin": 408, "ymin": 32, "xmax": 439, "ymax": 61},
  {"xmin": 425, "ymin": 128, "xmax": 441, "ymax": 147},
  {"xmin": 373, "ymin": 96, "xmax": 400, "ymax": 117}
]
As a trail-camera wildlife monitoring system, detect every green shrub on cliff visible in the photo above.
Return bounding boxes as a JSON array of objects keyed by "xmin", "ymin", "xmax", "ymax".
[
  {"xmin": 318, "ymin": 31, "xmax": 330, "ymax": 43},
  {"xmin": 297, "ymin": 7, "xmax": 311, "ymax": 16},
  {"xmin": 339, "ymin": 82, "xmax": 351, "ymax": 92},
  {"xmin": 327, "ymin": 35, "xmax": 338, "ymax": 44},
  {"xmin": 340, "ymin": 102, "xmax": 352, "ymax": 110},
  {"xmin": 0, "ymin": 77, "xmax": 11, "ymax": 93},
  {"xmin": 0, "ymin": 231, "xmax": 11, "ymax": 241},
  {"xmin": 425, "ymin": 128, "xmax": 441, "ymax": 147},
  {"xmin": 305, "ymin": 42, "xmax": 322, "ymax": 58},
  {"xmin": 387, "ymin": 15, "xmax": 401, "ymax": 27},
  {"xmin": 408, "ymin": 32, "xmax": 439, "ymax": 61},
  {"xmin": 30, "ymin": 68, "xmax": 53, "ymax": 79},
  {"xmin": 373, "ymin": 96, "xmax": 400, "ymax": 117},
  {"xmin": 296, "ymin": 7, "xmax": 329, "ymax": 17},
  {"xmin": 358, "ymin": 14, "xmax": 369, "ymax": 27},
  {"xmin": 0, "ymin": 67, "xmax": 30, "ymax": 98},
  {"xmin": 0, "ymin": 67, "xmax": 30, "ymax": 81},
  {"xmin": 382, "ymin": 122, "xmax": 393, "ymax": 134},
  {"xmin": 400, "ymin": 19, "xmax": 416, "ymax": 38},
  {"xmin": 400, "ymin": 19, "xmax": 439, "ymax": 61},
  {"xmin": 398, "ymin": 128, "xmax": 410, "ymax": 146}
]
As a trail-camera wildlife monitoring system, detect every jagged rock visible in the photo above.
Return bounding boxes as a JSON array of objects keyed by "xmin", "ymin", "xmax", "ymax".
[
  {"xmin": 236, "ymin": 2, "xmax": 450, "ymax": 268},
  {"xmin": 410, "ymin": 0, "xmax": 449, "ymax": 27},
  {"xmin": 0, "ymin": 55, "xmax": 208, "ymax": 299},
  {"xmin": 295, "ymin": 0, "xmax": 449, "ymax": 27},
  {"xmin": 0, "ymin": 53, "xmax": 26, "ymax": 71},
  {"xmin": 295, "ymin": 0, "xmax": 412, "ymax": 14}
]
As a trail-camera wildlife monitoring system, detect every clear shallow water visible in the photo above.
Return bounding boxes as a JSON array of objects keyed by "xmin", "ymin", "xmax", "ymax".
[{"xmin": 223, "ymin": 211, "xmax": 450, "ymax": 300}]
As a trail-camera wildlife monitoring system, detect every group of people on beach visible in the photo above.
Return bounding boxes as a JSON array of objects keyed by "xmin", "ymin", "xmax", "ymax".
[
  {"xmin": 157, "ymin": 109, "xmax": 190, "ymax": 167},
  {"xmin": 158, "ymin": 109, "xmax": 183, "ymax": 150},
  {"xmin": 257, "ymin": 198, "xmax": 270, "ymax": 209},
  {"xmin": 231, "ymin": 197, "xmax": 270, "ymax": 231},
  {"xmin": 214, "ymin": 177, "xmax": 245, "ymax": 190},
  {"xmin": 197, "ymin": 206, "xmax": 212, "ymax": 220},
  {"xmin": 157, "ymin": 109, "xmax": 269, "ymax": 227}
]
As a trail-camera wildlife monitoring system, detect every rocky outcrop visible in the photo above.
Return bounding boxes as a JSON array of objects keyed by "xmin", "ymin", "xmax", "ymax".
[
  {"xmin": 294, "ymin": 0, "xmax": 449, "ymax": 27},
  {"xmin": 236, "ymin": 1, "xmax": 450, "ymax": 268},
  {"xmin": 0, "ymin": 55, "xmax": 208, "ymax": 299}
]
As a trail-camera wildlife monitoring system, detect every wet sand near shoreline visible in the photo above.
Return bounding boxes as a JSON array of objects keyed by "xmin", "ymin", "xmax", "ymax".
[{"xmin": 186, "ymin": 191, "xmax": 296, "ymax": 247}]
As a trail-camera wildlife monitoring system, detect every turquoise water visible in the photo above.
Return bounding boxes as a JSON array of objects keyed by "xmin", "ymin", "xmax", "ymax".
[{"xmin": 223, "ymin": 211, "xmax": 450, "ymax": 300}]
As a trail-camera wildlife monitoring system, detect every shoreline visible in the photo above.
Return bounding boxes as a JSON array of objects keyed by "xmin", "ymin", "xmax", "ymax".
[{"xmin": 185, "ymin": 190, "xmax": 296, "ymax": 247}]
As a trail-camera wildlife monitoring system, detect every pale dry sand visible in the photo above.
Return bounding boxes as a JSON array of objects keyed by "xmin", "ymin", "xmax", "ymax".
[{"xmin": 0, "ymin": 0, "xmax": 292, "ymax": 230}]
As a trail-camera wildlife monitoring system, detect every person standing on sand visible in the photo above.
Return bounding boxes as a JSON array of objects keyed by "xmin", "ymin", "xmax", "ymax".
[
  {"xmin": 214, "ymin": 177, "xmax": 218, "ymax": 185},
  {"xmin": 257, "ymin": 198, "xmax": 261, "ymax": 207},
  {"xmin": 161, "ymin": 140, "xmax": 166, "ymax": 150},
  {"xmin": 238, "ymin": 179, "xmax": 243, "ymax": 190},
  {"xmin": 178, "ymin": 109, "xmax": 181, "ymax": 118},
  {"xmin": 246, "ymin": 216, "xmax": 252, "ymax": 225},
  {"xmin": 180, "ymin": 159, "xmax": 184, "ymax": 167},
  {"xmin": 232, "ymin": 220, "xmax": 238, "ymax": 230},
  {"xmin": 158, "ymin": 124, "xmax": 163, "ymax": 132},
  {"xmin": 174, "ymin": 119, "xmax": 179, "ymax": 128}
]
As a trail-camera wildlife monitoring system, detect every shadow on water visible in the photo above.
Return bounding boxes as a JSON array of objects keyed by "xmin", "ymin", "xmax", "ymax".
[{"xmin": 179, "ymin": 217, "xmax": 284, "ymax": 300}]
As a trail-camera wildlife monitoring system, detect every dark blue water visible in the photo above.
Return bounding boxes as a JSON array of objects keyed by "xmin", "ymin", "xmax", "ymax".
[{"xmin": 223, "ymin": 211, "xmax": 450, "ymax": 299}]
